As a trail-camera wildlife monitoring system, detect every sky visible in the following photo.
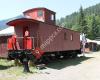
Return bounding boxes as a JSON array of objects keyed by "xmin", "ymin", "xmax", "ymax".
[{"xmin": 0, "ymin": 0, "xmax": 100, "ymax": 20}]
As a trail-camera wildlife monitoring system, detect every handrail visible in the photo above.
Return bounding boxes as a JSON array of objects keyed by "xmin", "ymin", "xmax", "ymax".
[{"xmin": 7, "ymin": 36, "xmax": 38, "ymax": 50}]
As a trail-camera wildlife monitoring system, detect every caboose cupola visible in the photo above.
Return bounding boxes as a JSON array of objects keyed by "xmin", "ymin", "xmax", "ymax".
[{"xmin": 23, "ymin": 8, "xmax": 56, "ymax": 25}]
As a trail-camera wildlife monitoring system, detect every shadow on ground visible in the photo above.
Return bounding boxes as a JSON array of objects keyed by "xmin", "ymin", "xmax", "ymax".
[
  {"xmin": 0, "ymin": 65, "xmax": 13, "ymax": 70},
  {"xmin": 47, "ymin": 56, "xmax": 94, "ymax": 70}
]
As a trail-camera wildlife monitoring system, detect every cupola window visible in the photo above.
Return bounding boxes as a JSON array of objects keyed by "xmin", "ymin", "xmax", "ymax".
[
  {"xmin": 51, "ymin": 14, "xmax": 54, "ymax": 21},
  {"xmin": 37, "ymin": 10, "xmax": 43, "ymax": 17}
]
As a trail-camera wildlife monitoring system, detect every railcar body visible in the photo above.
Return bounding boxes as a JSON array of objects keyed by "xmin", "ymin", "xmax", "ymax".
[{"xmin": 6, "ymin": 8, "xmax": 81, "ymax": 71}]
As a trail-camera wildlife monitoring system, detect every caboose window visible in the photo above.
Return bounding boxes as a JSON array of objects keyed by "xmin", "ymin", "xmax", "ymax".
[
  {"xmin": 51, "ymin": 14, "xmax": 54, "ymax": 21},
  {"xmin": 71, "ymin": 34, "xmax": 73, "ymax": 41},
  {"xmin": 37, "ymin": 10, "xmax": 43, "ymax": 17},
  {"xmin": 64, "ymin": 32, "xmax": 67, "ymax": 40}
]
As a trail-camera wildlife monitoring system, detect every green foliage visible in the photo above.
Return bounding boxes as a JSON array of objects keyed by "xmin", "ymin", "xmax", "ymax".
[
  {"xmin": 79, "ymin": 6, "xmax": 88, "ymax": 34},
  {"xmin": 90, "ymin": 15, "xmax": 99, "ymax": 39},
  {"xmin": 57, "ymin": 3, "xmax": 100, "ymax": 40}
]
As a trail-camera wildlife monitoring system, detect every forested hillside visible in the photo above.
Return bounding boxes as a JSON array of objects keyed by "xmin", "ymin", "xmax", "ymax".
[
  {"xmin": 57, "ymin": 3, "xmax": 100, "ymax": 39},
  {"xmin": 0, "ymin": 15, "xmax": 23, "ymax": 30}
]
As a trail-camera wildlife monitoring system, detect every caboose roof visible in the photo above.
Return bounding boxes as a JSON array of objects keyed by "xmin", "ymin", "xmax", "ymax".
[
  {"xmin": 7, "ymin": 18, "xmax": 40, "ymax": 26},
  {"xmin": 23, "ymin": 7, "xmax": 56, "ymax": 14},
  {"xmin": 7, "ymin": 18, "xmax": 80, "ymax": 34}
]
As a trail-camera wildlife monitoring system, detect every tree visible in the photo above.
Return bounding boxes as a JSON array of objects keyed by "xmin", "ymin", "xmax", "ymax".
[
  {"xmin": 91, "ymin": 15, "xmax": 99, "ymax": 40},
  {"xmin": 79, "ymin": 6, "xmax": 88, "ymax": 35}
]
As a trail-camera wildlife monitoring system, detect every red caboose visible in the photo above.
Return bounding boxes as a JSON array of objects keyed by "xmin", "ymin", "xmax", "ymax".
[{"xmin": 7, "ymin": 8, "xmax": 81, "ymax": 72}]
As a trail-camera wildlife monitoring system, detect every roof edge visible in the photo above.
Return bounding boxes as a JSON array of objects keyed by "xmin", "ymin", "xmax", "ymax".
[{"xmin": 23, "ymin": 7, "xmax": 56, "ymax": 14}]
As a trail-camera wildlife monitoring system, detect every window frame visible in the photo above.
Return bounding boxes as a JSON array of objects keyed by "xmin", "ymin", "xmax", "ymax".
[
  {"xmin": 70, "ymin": 34, "xmax": 73, "ymax": 41},
  {"xmin": 64, "ymin": 32, "xmax": 67, "ymax": 40},
  {"xmin": 51, "ymin": 14, "xmax": 55, "ymax": 21},
  {"xmin": 37, "ymin": 10, "xmax": 43, "ymax": 17}
]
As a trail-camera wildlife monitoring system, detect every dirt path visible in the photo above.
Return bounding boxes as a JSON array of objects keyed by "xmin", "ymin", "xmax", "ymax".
[{"xmin": 22, "ymin": 51, "xmax": 100, "ymax": 80}]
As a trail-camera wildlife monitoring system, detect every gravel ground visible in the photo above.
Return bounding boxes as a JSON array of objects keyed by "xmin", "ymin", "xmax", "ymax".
[
  {"xmin": 22, "ymin": 51, "xmax": 100, "ymax": 80},
  {"xmin": 0, "ymin": 51, "xmax": 100, "ymax": 80}
]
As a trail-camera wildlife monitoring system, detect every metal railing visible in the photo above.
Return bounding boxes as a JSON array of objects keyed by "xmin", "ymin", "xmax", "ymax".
[{"xmin": 7, "ymin": 37, "xmax": 39, "ymax": 50}]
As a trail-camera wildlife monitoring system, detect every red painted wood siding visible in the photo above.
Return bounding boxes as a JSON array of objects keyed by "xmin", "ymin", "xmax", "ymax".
[{"xmin": 38, "ymin": 23, "xmax": 80, "ymax": 52}]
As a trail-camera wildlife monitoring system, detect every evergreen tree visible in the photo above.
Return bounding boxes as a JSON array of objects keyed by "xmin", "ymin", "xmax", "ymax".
[
  {"xmin": 79, "ymin": 6, "xmax": 88, "ymax": 35},
  {"xmin": 57, "ymin": 3, "xmax": 100, "ymax": 38},
  {"xmin": 91, "ymin": 15, "xmax": 99, "ymax": 39}
]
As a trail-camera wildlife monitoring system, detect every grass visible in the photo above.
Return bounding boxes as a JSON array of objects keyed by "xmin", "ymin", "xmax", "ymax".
[{"xmin": 0, "ymin": 59, "xmax": 38, "ymax": 80}]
